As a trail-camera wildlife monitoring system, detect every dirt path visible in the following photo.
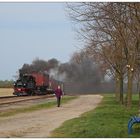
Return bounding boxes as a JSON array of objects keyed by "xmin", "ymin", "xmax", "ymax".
[{"xmin": 0, "ymin": 95, "xmax": 103, "ymax": 138}]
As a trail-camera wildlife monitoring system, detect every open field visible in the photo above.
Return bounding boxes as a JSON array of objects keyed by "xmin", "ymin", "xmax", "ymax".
[
  {"xmin": 0, "ymin": 88, "xmax": 14, "ymax": 96},
  {"xmin": 51, "ymin": 94, "xmax": 140, "ymax": 138}
]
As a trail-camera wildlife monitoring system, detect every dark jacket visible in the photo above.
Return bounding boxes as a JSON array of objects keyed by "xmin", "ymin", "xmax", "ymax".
[{"xmin": 55, "ymin": 88, "xmax": 62, "ymax": 98}]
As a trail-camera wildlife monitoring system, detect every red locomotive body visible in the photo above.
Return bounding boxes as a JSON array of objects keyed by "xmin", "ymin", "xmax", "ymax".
[{"xmin": 32, "ymin": 73, "xmax": 49, "ymax": 87}]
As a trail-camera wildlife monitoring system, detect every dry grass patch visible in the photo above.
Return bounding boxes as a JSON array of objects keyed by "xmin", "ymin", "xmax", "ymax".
[{"xmin": 0, "ymin": 88, "xmax": 13, "ymax": 96}]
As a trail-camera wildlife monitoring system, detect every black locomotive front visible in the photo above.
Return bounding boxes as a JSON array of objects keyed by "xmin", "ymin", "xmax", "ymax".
[{"xmin": 13, "ymin": 75, "xmax": 36, "ymax": 96}]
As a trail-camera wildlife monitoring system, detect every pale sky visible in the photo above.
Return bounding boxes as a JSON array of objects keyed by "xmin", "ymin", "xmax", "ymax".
[{"xmin": 0, "ymin": 2, "xmax": 79, "ymax": 80}]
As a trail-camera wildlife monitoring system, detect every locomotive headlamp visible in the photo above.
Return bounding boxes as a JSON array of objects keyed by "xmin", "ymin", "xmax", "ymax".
[{"xmin": 18, "ymin": 88, "xmax": 21, "ymax": 91}]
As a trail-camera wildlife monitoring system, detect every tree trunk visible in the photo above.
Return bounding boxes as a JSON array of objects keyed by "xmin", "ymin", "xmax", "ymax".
[
  {"xmin": 139, "ymin": 90, "xmax": 140, "ymax": 102},
  {"xmin": 126, "ymin": 69, "xmax": 133, "ymax": 108},
  {"xmin": 119, "ymin": 75, "xmax": 124, "ymax": 104},
  {"xmin": 138, "ymin": 81, "xmax": 140, "ymax": 107},
  {"xmin": 115, "ymin": 72, "xmax": 120, "ymax": 102}
]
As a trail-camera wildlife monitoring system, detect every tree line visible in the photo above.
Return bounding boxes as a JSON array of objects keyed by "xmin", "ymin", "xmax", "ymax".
[
  {"xmin": 0, "ymin": 80, "xmax": 14, "ymax": 88},
  {"xmin": 66, "ymin": 2, "xmax": 140, "ymax": 109}
]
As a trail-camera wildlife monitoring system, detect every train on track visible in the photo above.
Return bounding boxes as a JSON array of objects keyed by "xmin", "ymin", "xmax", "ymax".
[{"xmin": 13, "ymin": 72, "xmax": 63, "ymax": 96}]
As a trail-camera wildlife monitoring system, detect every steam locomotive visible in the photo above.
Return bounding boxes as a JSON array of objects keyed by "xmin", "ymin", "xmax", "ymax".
[{"xmin": 13, "ymin": 72, "xmax": 63, "ymax": 96}]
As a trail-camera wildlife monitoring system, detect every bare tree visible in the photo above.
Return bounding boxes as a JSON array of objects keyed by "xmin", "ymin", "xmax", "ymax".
[{"xmin": 66, "ymin": 2, "xmax": 140, "ymax": 107}]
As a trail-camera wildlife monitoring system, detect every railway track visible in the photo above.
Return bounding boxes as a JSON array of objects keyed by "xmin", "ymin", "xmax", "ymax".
[
  {"xmin": 0, "ymin": 95, "xmax": 17, "ymax": 99},
  {"xmin": 0, "ymin": 94, "xmax": 55, "ymax": 105}
]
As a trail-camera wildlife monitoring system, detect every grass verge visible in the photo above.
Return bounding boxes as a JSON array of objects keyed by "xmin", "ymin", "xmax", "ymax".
[
  {"xmin": 0, "ymin": 95, "xmax": 77, "ymax": 117},
  {"xmin": 51, "ymin": 94, "xmax": 140, "ymax": 138}
]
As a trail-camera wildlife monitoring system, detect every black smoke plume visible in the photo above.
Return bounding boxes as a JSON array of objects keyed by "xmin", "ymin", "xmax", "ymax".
[{"xmin": 19, "ymin": 57, "xmax": 114, "ymax": 94}]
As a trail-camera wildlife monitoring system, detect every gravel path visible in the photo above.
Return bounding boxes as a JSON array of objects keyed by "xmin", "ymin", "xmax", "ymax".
[{"xmin": 0, "ymin": 94, "xmax": 103, "ymax": 138}]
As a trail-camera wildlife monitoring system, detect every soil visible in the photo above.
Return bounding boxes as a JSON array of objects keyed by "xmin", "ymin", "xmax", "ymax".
[{"xmin": 0, "ymin": 94, "xmax": 103, "ymax": 138}]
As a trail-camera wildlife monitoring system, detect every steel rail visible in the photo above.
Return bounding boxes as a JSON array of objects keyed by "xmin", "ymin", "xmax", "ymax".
[{"xmin": 0, "ymin": 94, "xmax": 55, "ymax": 105}]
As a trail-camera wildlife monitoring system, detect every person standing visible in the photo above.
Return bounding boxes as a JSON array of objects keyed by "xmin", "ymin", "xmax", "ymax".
[{"xmin": 55, "ymin": 85, "xmax": 63, "ymax": 107}]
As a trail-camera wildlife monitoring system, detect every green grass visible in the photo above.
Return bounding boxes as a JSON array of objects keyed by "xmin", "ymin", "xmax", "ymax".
[
  {"xmin": 51, "ymin": 94, "xmax": 140, "ymax": 138},
  {"xmin": 0, "ymin": 96, "xmax": 77, "ymax": 117}
]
